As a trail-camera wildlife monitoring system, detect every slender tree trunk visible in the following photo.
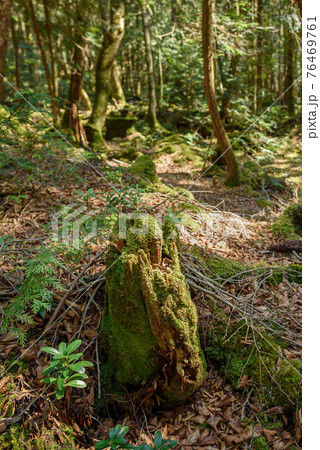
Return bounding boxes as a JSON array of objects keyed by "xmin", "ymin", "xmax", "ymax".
[
  {"xmin": 28, "ymin": 0, "xmax": 58, "ymax": 120},
  {"xmin": 0, "ymin": 0, "xmax": 13, "ymax": 100},
  {"xmin": 42, "ymin": 0, "xmax": 60, "ymax": 122},
  {"xmin": 111, "ymin": 60, "xmax": 126, "ymax": 108},
  {"xmin": 81, "ymin": 88, "xmax": 92, "ymax": 111},
  {"xmin": 11, "ymin": 18, "xmax": 20, "ymax": 89},
  {"xmin": 294, "ymin": 0, "xmax": 302, "ymax": 18},
  {"xmin": 255, "ymin": 0, "xmax": 264, "ymax": 114},
  {"xmin": 202, "ymin": 0, "xmax": 240, "ymax": 186},
  {"xmin": 220, "ymin": 54, "xmax": 240, "ymax": 123},
  {"xmin": 63, "ymin": 30, "xmax": 88, "ymax": 145},
  {"xmin": 140, "ymin": 0, "xmax": 160, "ymax": 129},
  {"xmin": 87, "ymin": 0, "xmax": 125, "ymax": 147},
  {"xmin": 284, "ymin": 27, "xmax": 295, "ymax": 116}
]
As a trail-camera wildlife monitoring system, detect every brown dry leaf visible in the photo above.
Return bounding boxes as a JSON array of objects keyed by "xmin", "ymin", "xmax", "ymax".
[
  {"xmin": 0, "ymin": 376, "xmax": 11, "ymax": 392},
  {"xmin": 185, "ymin": 428, "xmax": 200, "ymax": 445},
  {"xmin": 237, "ymin": 375, "xmax": 251, "ymax": 389},
  {"xmin": 113, "ymin": 239, "xmax": 125, "ymax": 252},
  {"xmin": 85, "ymin": 328, "xmax": 97, "ymax": 339},
  {"xmin": 199, "ymin": 435, "xmax": 217, "ymax": 446},
  {"xmin": 191, "ymin": 415, "xmax": 207, "ymax": 425},
  {"xmin": 263, "ymin": 428, "xmax": 277, "ymax": 442}
]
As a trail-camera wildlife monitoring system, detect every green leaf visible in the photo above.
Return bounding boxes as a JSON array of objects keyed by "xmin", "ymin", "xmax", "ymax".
[
  {"xmin": 40, "ymin": 377, "xmax": 57, "ymax": 384},
  {"xmin": 41, "ymin": 346, "xmax": 60, "ymax": 355},
  {"xmin": 56, "ymin": 385, "xmax": 65, "ymax": 399},
  {"xmin": 67, "ymin": 373, "xmax": 88, "ymax": 381},
  {"xmin": 58, "ymin": 342, "xmax": 67, "ymax": 354},
  {"xmin": 154, "ymin": 431, "xmax": 162, "ymax": 449},
  {"xmin": 113, "ymin": 437, "xmax": 127, "ymax": 444},
  {"xmin": 65, "ymin": 379, "xmax": 86, "ymax": 388},
  {"xmin": 57, "ymin": 375, "xmax": 66, "ymax": 391},
  {"xmin": 68, "ymin": 363, "xmax": 85, "ymax": 374},
  {"xmin": 65, "ymin": 339, "xmax": 82, "ymax": 355},
  {"xmin": 94, "ymin": 441, "xmax": 110, "ymax": 450},
  {"xmin": 41, "ymin": 365, "xmax": 56, "ymax": 376},
  {"xmin": 68, "ymin": 352, "xmax": 83, "ymax": 362},
  {"xmin": 109, "ymin": 425, "xmax": 121, "ymax": 440}
]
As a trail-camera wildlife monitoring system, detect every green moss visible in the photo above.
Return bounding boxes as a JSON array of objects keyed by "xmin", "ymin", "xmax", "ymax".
[
  {"xmin": 105, "ymin": 116, "xmax": 137, "ymax": 140},
  {"xmin": 99, "ymin": 215, "xmax": 205, "ymax": 407},
  {"xmin": 256, "ymin": 198, "xmax": 273, "ymax": 208},
  {"xmin": 128, "ymin": 154, "xmax": 158, "ymax": 184},
  {"xmin": 252, "ymin": 437, "xmax": 269, "ymax": 450},
  {"xmin": 271, "ymin": 204, "xmax": 302, "ymax": 239},
  {"xmin": 190, "ymin": 246, "xmax": 246, "ymax": 282},
  {"xmin": 205, "ymin": 306, "xmax": 301, "ymax": 416},
  {"xmin": 0, "ymin": 424, "xmax": 77, "ymax": 449}
]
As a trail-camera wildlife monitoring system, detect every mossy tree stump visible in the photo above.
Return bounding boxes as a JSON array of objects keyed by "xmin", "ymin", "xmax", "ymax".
[{"xmin": 100, "ymin": 215, "xmax": 205, "ymax": 405}]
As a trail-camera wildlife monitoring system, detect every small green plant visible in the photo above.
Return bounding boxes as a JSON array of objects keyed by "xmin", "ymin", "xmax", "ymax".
[
  {"xmin": 40, "ymin": 340, "xmax": 93, "ymax": 399},
  {"xmin": 95, "ymin": 426, "xmax": 178, "ymax": 450},
  {"xmin": 1, "ymin": 248, "xmax": 65, "ymax": 344}
]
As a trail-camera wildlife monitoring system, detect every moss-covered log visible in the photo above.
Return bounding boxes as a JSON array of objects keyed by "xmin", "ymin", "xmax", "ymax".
[{"xmin": 100, "ymin": 215, "xmax": 205, "ymax": 406}]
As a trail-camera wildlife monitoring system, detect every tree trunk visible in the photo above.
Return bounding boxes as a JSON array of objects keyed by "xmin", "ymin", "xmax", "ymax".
[
  {"xmin": 87, "ymin": 0, "xmax": 125, "ymax": 148},
  {"xmin": 11, "ymin": 17, "xmax": 20, "ymax": 89},
  {"xmin": 255, "ymin": 0, "xmax": 264, "ymax": 114},
  {"xmin": 284, "ymin": 27, "xmax": 295, "ymax": 116},
  {"xmin": 111, "ymin": 60, "xmax": 126, "ymax": 108},
  {"xmin": 42, "ymin": 0, "xmax": 60, "ymax": 123},
  {"xmin": 81, "ymin": 88, "xmax": 92, "ymax": 111},
  {"xmin": 220, "ymin": 54, "xmax": 240, "ymax": 123},
  {"xmin": 0, "ymin": 0, "xmax": 13, "ymax": 100},
  {"xmin": 28, "ymin": 0, "xmax": 58, "ymax": 120},
  {"xmin": 63, "ymin": 14, "xmax": 88, "ymax": 145},
  {"xmin": 202, "ymin": 0, "xmax": 240, "ymax": 186},
  {"xmin": 140, "ymin": 0, "xmax": 160, "ymax": 129}
]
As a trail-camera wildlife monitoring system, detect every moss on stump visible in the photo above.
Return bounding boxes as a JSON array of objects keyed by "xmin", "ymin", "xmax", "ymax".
[
  {"xmin": 100, "ymin": 215, "xmax": 205, "ymax": 406},
  {"xmin": 128, "ymin": 154, "xmax": 158, "ymax": 185}
]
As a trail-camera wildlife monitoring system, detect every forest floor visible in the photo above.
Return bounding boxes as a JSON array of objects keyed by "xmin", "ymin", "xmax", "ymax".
[{"xmin": 0, "ymin": 121, "xmax": 302, "ymax": 449}]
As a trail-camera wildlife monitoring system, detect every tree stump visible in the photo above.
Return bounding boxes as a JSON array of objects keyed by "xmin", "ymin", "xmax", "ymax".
[{"xmin": 100, "ymin": 215, "xmax": 205, "ymax": 405}]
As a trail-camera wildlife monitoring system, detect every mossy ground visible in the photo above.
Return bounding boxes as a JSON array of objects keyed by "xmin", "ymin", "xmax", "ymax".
[
  {"xmin": 271, "ymin": 204, "xmax": 302, "ymax": 240},
  {"xmin": 205, "ymin": 305, "xmax": 301, "ymax": 416}
]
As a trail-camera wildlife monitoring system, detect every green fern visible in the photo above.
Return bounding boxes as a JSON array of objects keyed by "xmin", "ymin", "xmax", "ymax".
[{"xmin": 1, "ymin": 248, "xmax": 65, "ymax": 344}]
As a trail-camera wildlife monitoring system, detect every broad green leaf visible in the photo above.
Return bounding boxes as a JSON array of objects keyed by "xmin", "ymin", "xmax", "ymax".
[
  {"xmin": 65, "ymin": 379, "xmax": 86, "ymax": 388},
  {"xmin": 154, "ymin": 431, "xmax": 162, "ymax": 449},
  {"xmin": 67, "ymin": 373, "xmax": 88, "ymax": 381},
  {"xmin": 57, "ymin": 375, "xmax": 65, "ymax": 391},
  {"xmin": 68, "ymin": 353, "xmax": 83, "ymax": 362},
  {"xmin": 56, "ymin": 385, "xmax": 65, "ymax": 399},
  {"xmin": 94, "ymin": 440, "xmax": 110, "ymax": 450},
  {"xmin": 65, "ymin": 339, "xmax": 82, "ymax": 355},
  {"xmin": 58, "ymin": 342, "xmax": 67, "ymax": 354},
  {"xmin": 40, "ymin": 346, "xmax": 60, "ymax": 355},
  {"xmin": 40, "ymin": 377, "xmax": 57, "ymax": 384}
]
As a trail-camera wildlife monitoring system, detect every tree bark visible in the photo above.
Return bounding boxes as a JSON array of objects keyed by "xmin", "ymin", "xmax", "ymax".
[
  {"xmin": 42, "ymin": 0, "xmax": 60, "ymax": 122},
  {"xmin": 63, "ymin": 13, "xmax": 88, "ymax": 145},
  {"xmin": 28, "ymin": 0, "xmax": 58, "ymax": 120},
  {"xmin": 0, "ymin": 0, "xmax": 13, "ymax": 100},
  {"xmin": 284, "ymin": 26, "xmax": 295, "ymax": 116},
  {"xmin": 202, "ymin": 0, "xmax": 240, "ymax": 186},
  {"xmin": 140, "ymin": 0, "xmax": 160, "ymax": 129},
  {"xmin": 255, "ymin": 0, "xmax": 264, "ymax": 114},
  {"xmin": 87, "ymin": 0, "xmax": 125, "ymax": 148},
  {"xmin": 81, "ymin": 88, "xmax": 92, "ymax": 111},
  {"xmin": 11, "ymin": 17, "xmax": 20, "ymax": 89},
  {"xmin": 220, "ymin": 54, "xmax": 240, "ymax": 123},
  {"xmin": 111, "ymin": 60, "xmax": 126, "ymax": 108}
]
